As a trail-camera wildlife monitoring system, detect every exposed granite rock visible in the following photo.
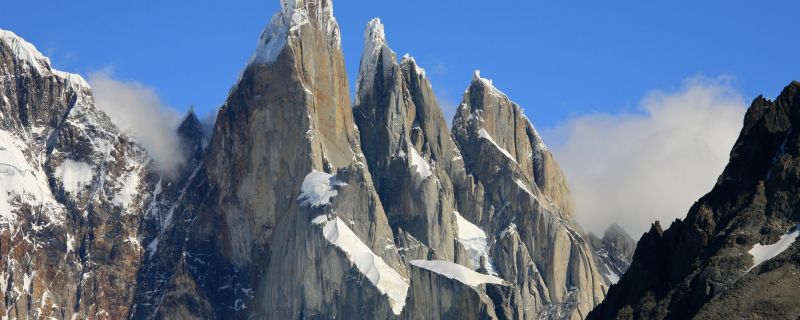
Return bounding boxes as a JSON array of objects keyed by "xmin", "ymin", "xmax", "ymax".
[
  {"xmin": 452, "ymin": 72, "xmax": 607, "ymax": 319},
  {"xmin": 353, "ymin": 18, "xmax": 463, "ymax": 266},
  {"xmin": 588, "ymin": 81, "xmax": 800, "ymax": 320}
]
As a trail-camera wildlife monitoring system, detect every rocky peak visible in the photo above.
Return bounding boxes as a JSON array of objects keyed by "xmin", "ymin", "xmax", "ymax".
[
  {"xmin": 453, "ymin": 71, "xmax": 573, "ymax": 216},
  {"xmin": 353, "ymin": 16, "xmax": 464, "ymax": 265}
]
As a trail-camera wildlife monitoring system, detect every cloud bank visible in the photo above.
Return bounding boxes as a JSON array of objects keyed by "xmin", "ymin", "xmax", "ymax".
[
  {"xmin": 89, "ymin": 71, "xmax": 185, "ymax": 172},
  {"xmin": 546, "ymin": 77, "xmax": 748, "ymax": 237}
]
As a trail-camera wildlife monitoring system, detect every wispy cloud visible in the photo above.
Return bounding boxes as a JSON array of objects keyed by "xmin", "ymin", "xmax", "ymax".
[
  {"xmin": 88, "ymin": 70, "xmax": 186, "ymax": 172},
  {"xmin": 545, "ymin": 76, "xmax": 747, "ymax": 237}
]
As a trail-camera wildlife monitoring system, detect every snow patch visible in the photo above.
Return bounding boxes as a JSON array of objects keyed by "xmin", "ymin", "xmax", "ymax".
[
  {"xmin": 0, "ymin": 130, "xmax": 63, "ymax": 226},
  {"xmin": 66, "ymin": 234, "xmax": 76, "ymax": 254},
  {"xmin": 298, "ymin": 170, "xmax": 347, "ymax": 207},
  {"xmin": 313, "ymin": 215, "xmax": 409, "ymax": 314},
  {"xmin": 113, "ymin": 171, "xmax": 141, "ymax": 210},
  {"xmin": 54, "ymin": 159, "xmax": 94, "ymax": 195},
  {"xmin": 453, "ymin": 211, "xmax": 496, "ymax": 274},
  {"xmin": 747, "ymin": 225, "xmax": 800, "ymax": 272},
  {"xmin": 407, "ymin": 147, "xmax": 432, "ymax": 179},
  {"xmin": 478, "ymin": 129, "xmax": 516, "ymax": 163},
  {"xmin": 410, "ymin": 260, "xmax": 504, "ymax": 287}
]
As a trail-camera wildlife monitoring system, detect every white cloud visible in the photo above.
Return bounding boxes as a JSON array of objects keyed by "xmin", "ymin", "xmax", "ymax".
[
  {"xmin": 545, "ymin": 77, "xmax": 747, "ymax": 238},
  {"xmin": 88, "ymin": 70, "xmax": 185, "ymax": 172}
]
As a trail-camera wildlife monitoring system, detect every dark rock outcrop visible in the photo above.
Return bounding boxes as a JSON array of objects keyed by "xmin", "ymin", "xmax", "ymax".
[{"xmin": 588, "ymin": 81, "xmax": 800, "ymax": 320}]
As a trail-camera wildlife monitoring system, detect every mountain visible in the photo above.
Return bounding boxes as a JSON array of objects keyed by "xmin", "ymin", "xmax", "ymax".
[
  {"xmin": 588, "ymin": 82, "xmax": 800, "ymax": 319},
  {"xmin": 0, "ymin": 29, "xmax": 165, "ymax": 319},
  {"xmin": 0, "ymin": 1, "xmax": 614, "ymax": 319},
  {"xmin": 587, "ymin": 224, "xmax": 636, "ymax": 284}
]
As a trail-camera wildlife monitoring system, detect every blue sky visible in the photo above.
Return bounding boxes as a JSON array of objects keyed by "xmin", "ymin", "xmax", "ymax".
[{"xmin": 2, "ymin": 1, "xmax": 798, "ymax": 128}]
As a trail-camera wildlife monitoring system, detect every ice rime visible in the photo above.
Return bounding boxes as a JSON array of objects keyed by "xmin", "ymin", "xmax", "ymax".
[
  {"xmin": 250, "ymin": 0, "xmax": 341, "ymax": 65},
  {"xmin": 313, "ymin": 215, "xmax": 409, "ymax": 314},
  {"xmin": 298, "ymin": 170, "xmax": 347, "ymax": 207},
  {"xmin": 410, "ymin": 260, "xmax": 504, "ymax": 287}
]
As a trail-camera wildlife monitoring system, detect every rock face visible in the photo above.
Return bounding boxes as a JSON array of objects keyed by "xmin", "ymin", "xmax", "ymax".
[
  {"xmin": 587, "ymin": 224, "xmax": 636, "ymax": 284},
  {"xmin": 588, "ymin": 82, "xmax": 800, "ymax": 320},
  {"xmin": 450, "ymin": 71, "xmax": 607, "ymax": 319},
  {"xmin": 0, "ymin": 1, "xmax": 613, "ymax": 319},
  {"xmin": 354, "ymin": 18, "xmax": 607, "ymax": 319}
]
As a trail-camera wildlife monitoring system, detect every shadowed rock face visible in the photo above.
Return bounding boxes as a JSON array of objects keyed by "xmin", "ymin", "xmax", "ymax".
[{"xmin": 589, "ymin": 81, "xmax": 800, "ymax": 320}]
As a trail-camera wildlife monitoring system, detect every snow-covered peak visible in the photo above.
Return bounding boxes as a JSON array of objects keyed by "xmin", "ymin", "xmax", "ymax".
[
  {"xmin": 365, "ymin": 18, "xmax": 387, "ymax": 52},
  {"xmin": 250, "ymin": 0, "xmax": 341, "ymax": 65},
  {"xmin": 0, "ymin": 29, "xmax": 90, "ymax": 90},
  {"xmin": 355, "ymin": 18, "xmax": 392, "ymax": 105}
]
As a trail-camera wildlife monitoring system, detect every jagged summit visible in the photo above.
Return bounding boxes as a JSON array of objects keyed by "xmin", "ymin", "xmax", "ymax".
[
  {"xmin": 0, "ymin": 29, "xmax": 89, "ymax": 89},
  {"xmin": 249, "ymin": 0, "xmax": 341, "ymax": 65},
  {"xmin": 356, "ymin": 18, "xmax": 392, "ymax": 105},
  {"xmin": 400, "ymin": 54, "xmax": 426, "ymax": 78}
]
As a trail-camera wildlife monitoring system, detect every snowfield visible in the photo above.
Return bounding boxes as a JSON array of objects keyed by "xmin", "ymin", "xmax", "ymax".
[
  {"xmin": 453, "ymin": 211, "xmax": 496, "ymax": 274},
  {"xmin": 313, "ymin": 215, "xmax": 409, "ymax": 314},
  {"xmin": 410, "ymin": 260, "xmax": 504, "ymax": 287},
  {"xmin": 747, "ymin": 225, "xmax": 800, "ymax": 272}
]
